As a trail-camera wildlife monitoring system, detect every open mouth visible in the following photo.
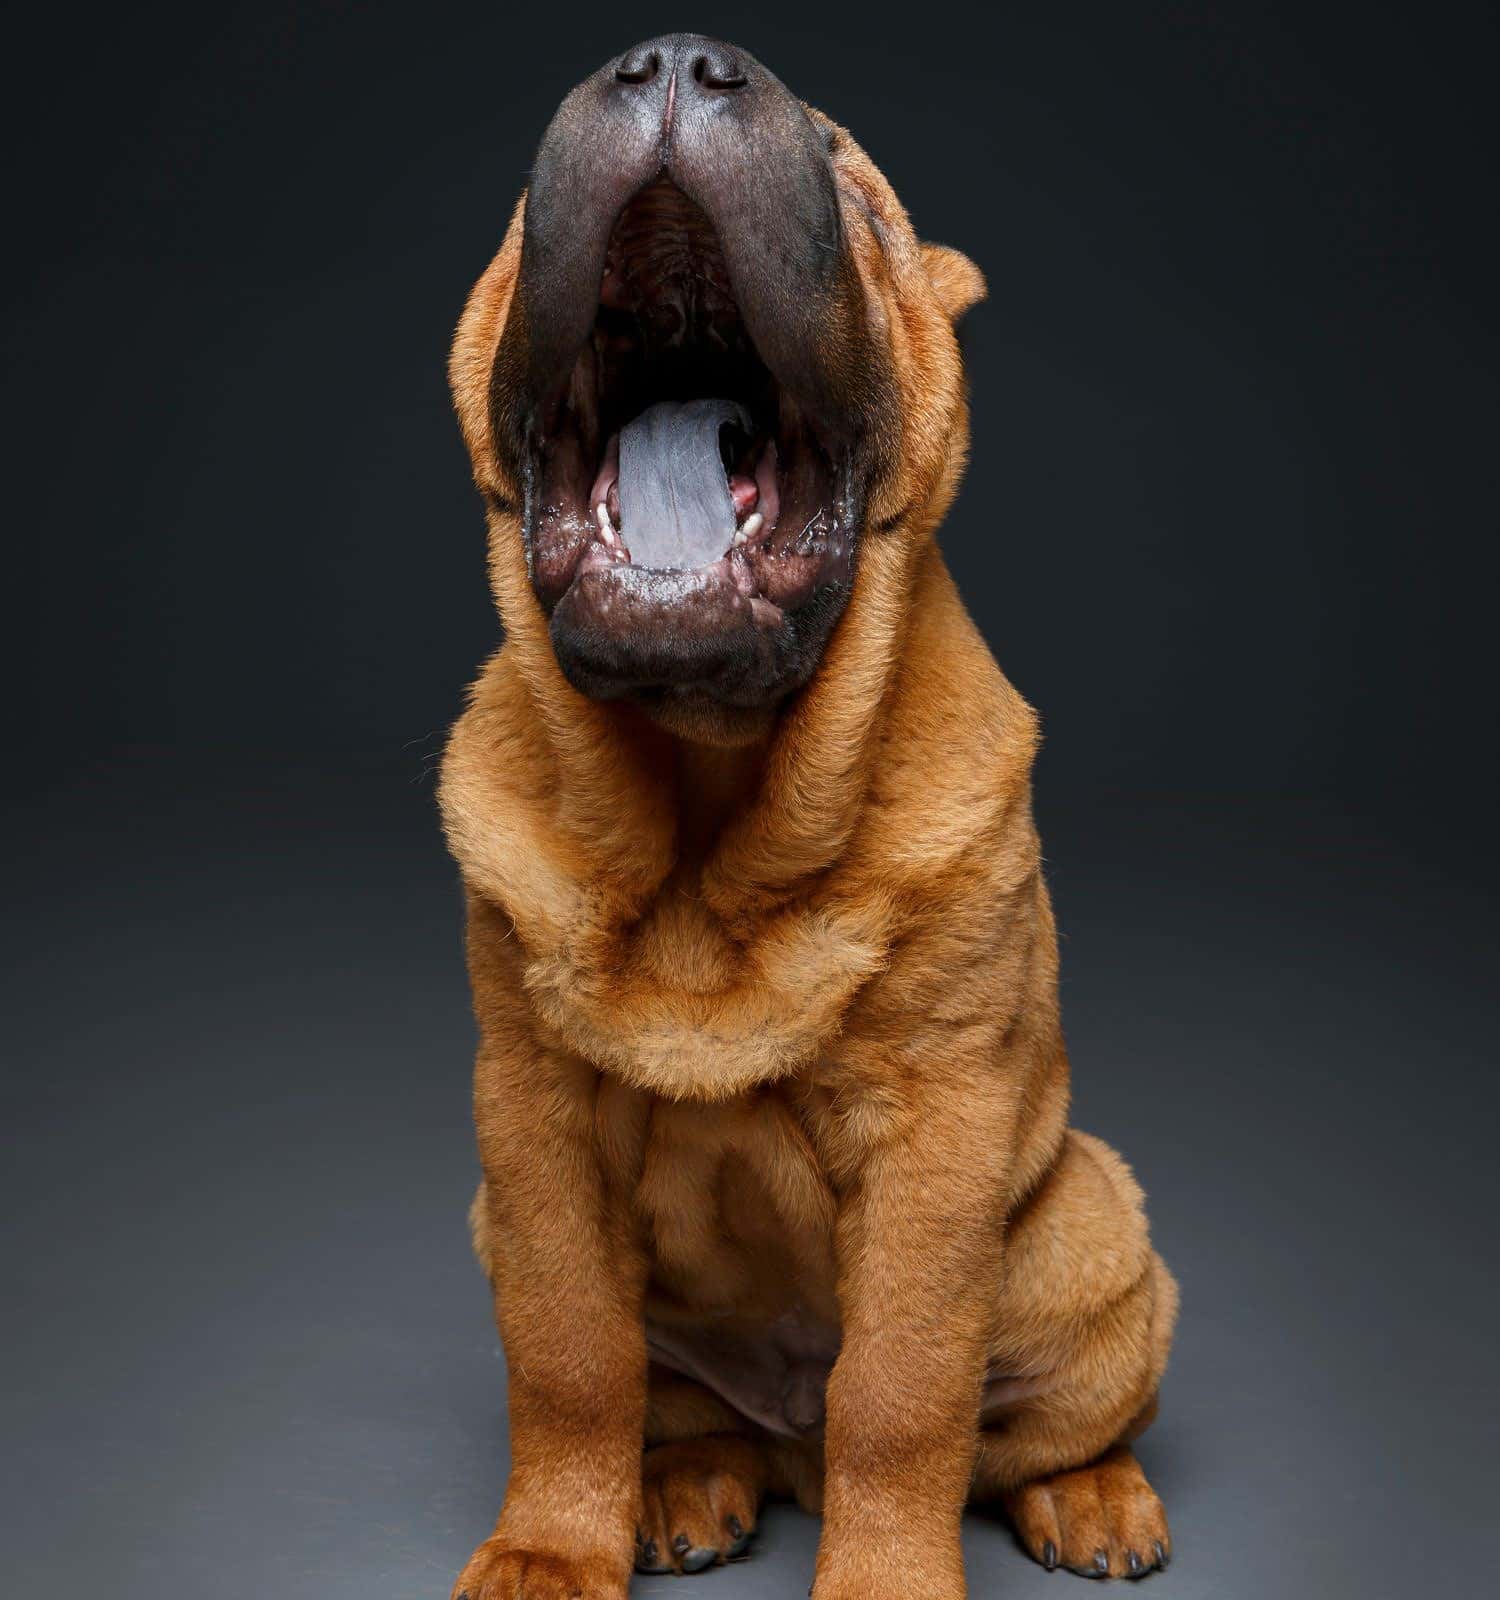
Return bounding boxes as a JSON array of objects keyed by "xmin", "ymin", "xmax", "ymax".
[
  {"xmin": 486, "ymin": 34, "xmax": 886, "ymax": 709},
  {"xmin": 529, "ymin": 179, "xmax": 855, "ymax": 697}
]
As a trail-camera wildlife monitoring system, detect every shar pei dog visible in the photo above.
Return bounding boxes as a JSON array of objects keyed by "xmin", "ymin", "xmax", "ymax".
[{"xmin": 440, "ymin": 32, "xmax": 1177, "ymax": 1600}]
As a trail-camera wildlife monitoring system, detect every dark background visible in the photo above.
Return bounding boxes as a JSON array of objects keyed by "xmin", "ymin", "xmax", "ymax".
[{"xmin": 4, "ymin": 3, "xmax": 1496, "ymax": 1597}]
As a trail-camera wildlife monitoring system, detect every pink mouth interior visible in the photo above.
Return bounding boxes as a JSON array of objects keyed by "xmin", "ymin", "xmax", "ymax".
[{"xmin": 528, "ymin": 179, "xmax": 844, "ymax": 636}]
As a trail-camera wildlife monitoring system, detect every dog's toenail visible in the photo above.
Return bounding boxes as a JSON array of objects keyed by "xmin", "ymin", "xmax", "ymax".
[
  {"xmin": 680, "ymin": 1546, "xmax": 716, "ymax": 1573},
  {"xmin": 1042, "ymin": 1540, "xmax": 1058, "ymax": 1570},
  {"xmin": 1155, "ymin": 1539, "xmax": 1169, "ymax": 1567},
  {"xmin": 1128, "ymin": 1549, "xmax": 1144, "ymax": 1575},
  {"xmin": 642, "ymin": 1540, "xmax": 659, "ymax": 1564},
  {"xmin": 672, "ymin": 1532, "xmax": 692, "ymax": 1555},
  {"xmin": 1094, "ymin": 1550, "xmax": 1110, "ymax": 1575},
  {"xmin": 728, "ymin": 1515, "xmax": 743, "ymax": 1539}
]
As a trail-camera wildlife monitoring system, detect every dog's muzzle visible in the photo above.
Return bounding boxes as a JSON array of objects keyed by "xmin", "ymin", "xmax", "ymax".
[{"xmin": 487, "ymin": 34, "xmax": 890, "ymax": 708}]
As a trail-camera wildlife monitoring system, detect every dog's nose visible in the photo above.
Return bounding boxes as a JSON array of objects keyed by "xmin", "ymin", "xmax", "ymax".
[
  {"xmin": 613, "ymin": 34, "xmax": 750, "ymax": 96},
  {"xmin": 685, "ymin": 38, "xmax": 748, "ymax": 91},
  {"xmin": 613, "ymin": 40, "xmax": 663, "ymax": 85}
]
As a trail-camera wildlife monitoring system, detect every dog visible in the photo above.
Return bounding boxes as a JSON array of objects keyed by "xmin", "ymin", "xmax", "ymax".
[{"xmin": 440, "ymin": 33, "xmax": 1177, "ymax": 1598}]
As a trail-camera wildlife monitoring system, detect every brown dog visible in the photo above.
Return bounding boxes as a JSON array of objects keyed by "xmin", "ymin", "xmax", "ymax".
[{"xmin": 440, "ymin": 33, "xmax": 1176, "ymax": 1598}]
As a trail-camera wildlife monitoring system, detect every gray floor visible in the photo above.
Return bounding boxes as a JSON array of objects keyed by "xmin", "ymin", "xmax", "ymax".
[{"xmin": 4, "ymin": 761, "xmax": 1496, "ymax": 1598}]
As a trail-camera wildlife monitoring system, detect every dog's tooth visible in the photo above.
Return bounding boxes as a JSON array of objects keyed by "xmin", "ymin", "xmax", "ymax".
[
  {"xmin": 596, "ymin": 501, "xmax": 614, "ymax": 543},
  {"xmin": 740, "ymin": 511, "xmax": 764, "ymax": 541}
]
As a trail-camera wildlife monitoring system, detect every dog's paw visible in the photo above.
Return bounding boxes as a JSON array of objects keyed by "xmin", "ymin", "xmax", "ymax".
[
  {"xmin": 451, "ymin": 1537, "xmax": 625, "ymax": 1599},
  {"xmin": 1005, "ymin": 1445, "xmax": 1170, "ymax": 1579},
  {"xmin": 636, "ymin": 1435, "xmax": 765, "ymax": 1575}
]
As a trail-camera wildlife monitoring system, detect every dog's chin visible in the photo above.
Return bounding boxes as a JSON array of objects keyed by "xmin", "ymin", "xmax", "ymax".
[{"xmin": 630, "ymin": 689, "xmax": 780, "ymax": 749}]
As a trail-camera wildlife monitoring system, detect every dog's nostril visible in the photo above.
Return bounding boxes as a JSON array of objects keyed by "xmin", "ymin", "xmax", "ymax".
[
  {"xmin": 615, "ymin": 48, "xmax": 660, "ymax": 85},
  {"xmin": 692, "ymin": 52, "xmax": 747, "ymax": 91}
]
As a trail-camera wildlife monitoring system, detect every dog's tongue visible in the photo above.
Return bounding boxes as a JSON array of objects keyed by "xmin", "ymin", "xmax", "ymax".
[{"xmin": 618, "ymin": 398, "xmax": 751, "ymax": 570}]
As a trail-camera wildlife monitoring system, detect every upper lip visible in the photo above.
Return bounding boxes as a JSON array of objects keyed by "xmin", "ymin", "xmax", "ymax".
[{"xmin": 492, "ymin": 40, "xmax": 872, "ymax": 467}]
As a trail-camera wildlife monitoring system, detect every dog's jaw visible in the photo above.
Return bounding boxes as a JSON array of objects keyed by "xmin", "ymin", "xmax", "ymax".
[
  {"xmin": 449, "ymin": 36, "xmax": 984, "ymax": 749},
  {"xmin": 484, "ymin": 37, "xmax": 888, "ymax": 713}
]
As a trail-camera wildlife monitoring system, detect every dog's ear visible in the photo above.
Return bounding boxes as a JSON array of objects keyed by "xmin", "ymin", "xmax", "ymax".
[{"xmin": 920, "ymin": 243, "xmax": 986, "ymax": 324}]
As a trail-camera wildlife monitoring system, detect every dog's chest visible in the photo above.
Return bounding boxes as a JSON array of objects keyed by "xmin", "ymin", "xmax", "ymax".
[
  {"xmin": 630, "ymin": 1089, "xmax": 841, "ymax": 1323},
  {"xmin": 626, "ymin": 1088, "xmax": 848, "ymax": 1435},
  {"xmin": 532, "ymin": 856, "xmax": 889, "ymax": 1099}
]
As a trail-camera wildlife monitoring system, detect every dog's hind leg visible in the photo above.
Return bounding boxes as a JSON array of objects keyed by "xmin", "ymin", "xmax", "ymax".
[
  {"xmin": 638, "ymin": 1367, "xmax": 824, "ymax": 1575},
  {"xmin": 970, "ymin": 1132, "xmax": 1178, "ymax": 1579},
  {"xmin": 635, "ymin": 1432, "xmax": 766, "ymax": 1575},
  {"xmin": 637, "ymin": 1369, "xmax": 766, "ymax": 1575},
  {"xmin": 973, "ymin": 1308, "xmax": 1173, "ymax": 1579},
  {"xmin": 994, "ymin": 1437, "xmax": 1170, "ymax": 1580}
]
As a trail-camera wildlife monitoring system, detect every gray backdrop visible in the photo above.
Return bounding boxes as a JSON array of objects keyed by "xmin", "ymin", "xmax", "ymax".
[{"xmin": 4, "ymin": 1, "xmax": 1497, "ymax": 1596}]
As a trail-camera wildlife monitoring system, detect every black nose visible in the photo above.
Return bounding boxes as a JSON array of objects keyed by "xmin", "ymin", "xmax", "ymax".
[
  {"xmin": 687, "ymin": 38, "xmax": 748, "ymax": 90},
  {"xmin": 614, "ymin": 34, "xmax": 749, "ymax": 94},
  {"xmin": 613, "ymin": 41, "xmax": 661, "ymax": 85}
]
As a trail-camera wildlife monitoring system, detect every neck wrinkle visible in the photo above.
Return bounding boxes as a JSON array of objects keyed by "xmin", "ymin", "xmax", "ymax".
[
  {"xmin": 490, "ymin": 502, "xmax": 940, "ymax": 944},
  {"xmin": 493, "ymin": 514, "xmax": 679, "ymax": 913},
  {"xmin": 702, "ymin": 533, "xmax": 934, "ymax": 926}
]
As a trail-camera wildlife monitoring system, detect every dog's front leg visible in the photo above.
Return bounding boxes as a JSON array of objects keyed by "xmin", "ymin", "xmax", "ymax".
[
  {"xmin": 812, "ymin": 1082, "xmax": 1011, "ymax": 1600},
  {"xmin": 452, "ymin": 1043, "xmax": 647, "ymax": 1600}
]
